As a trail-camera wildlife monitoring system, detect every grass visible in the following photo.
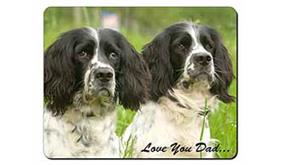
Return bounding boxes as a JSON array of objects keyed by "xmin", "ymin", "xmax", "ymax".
[
  {"xmin": 115, "ymin": 105, "xmax": 136, "ymax": 137},
  {"xmin": 44, "ymin": 29, "xmax": 237, "ymax": 158},
  {"xmin": 114, "ymin": 28, "xmax": 237, "ymax": 159},
  {"xmin": 199, "ymin": 99, "xmax": 209, "ymax": 158},
  {"xmin": 116, "ymin": 83, "xmax": 237, "ymax": 159},
  {"xmin": 209, "ymin": 81, "xmax": 237, "ymax": 158},
  {"xmin": 44, "ymin": 7, "xmax": 237, "ymax": 159}
]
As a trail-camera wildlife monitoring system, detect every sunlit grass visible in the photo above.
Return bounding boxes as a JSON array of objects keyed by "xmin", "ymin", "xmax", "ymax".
[
  {"xmin": 209, "ymin": 80, "xmax": 237, "ymax": 158},
  {"xmin": 44, "ymin": 28, "xmax": 237, "ymax": 159},
  {"xmin": 44, "ymin": 7, "xmax": 237, "ymax": 159},
  {"xmin": 115, "ymin": 29, "xmax": 237, "ymax": 158}
]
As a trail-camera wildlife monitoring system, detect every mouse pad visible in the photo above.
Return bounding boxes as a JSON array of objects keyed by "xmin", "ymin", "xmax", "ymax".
[{"xmin": 44, "ymin": 7, "xmax": 237, "ymax": 159}]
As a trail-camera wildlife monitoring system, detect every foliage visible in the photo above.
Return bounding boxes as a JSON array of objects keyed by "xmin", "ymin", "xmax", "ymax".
[{"xmin": 44, "ymin": 7, "xmax": 237, "ymax": 158}]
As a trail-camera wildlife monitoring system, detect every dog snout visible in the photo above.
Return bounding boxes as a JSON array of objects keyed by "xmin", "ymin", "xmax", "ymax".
[
  {"xmin": 193, "ymin": 53, "xmax": 212, "ymax": 66},
  {"xmin": 94, "ymin": 68, "xmax": 113, "ymax": 83}
]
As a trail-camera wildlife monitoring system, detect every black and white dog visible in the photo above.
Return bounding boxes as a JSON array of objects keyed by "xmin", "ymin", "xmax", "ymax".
[
  {"xmin": 44, "ymin": 27, "xmax": 150, "ymax": 158},
  {"xmin": 123, "ymin": 22, "xmax": 234, "ymax": 158}
]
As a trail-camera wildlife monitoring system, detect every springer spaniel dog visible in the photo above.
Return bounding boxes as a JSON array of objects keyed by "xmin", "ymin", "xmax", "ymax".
[
  {"xmin": 122, "ymin": 22, "xmax": 234, "ymax": 158},
  {"xmin": 44, "ymin": 27, "xmax": 150, "ymax": 158}
]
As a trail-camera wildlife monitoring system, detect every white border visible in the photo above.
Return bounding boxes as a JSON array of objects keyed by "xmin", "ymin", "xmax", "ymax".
[{"xmin": 1, "ymin": 0, "xmax": 281, "ymax": 164}]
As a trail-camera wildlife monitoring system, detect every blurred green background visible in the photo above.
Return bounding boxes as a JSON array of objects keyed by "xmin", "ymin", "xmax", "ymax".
[{"xmin": 44, "ymin": 7, "xmax": 237, "ymax": 159}]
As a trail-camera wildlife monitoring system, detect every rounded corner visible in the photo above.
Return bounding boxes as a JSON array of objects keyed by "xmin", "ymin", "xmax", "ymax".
[
  {"xmin": 43, "ymin": 151, "xmax": 53, "ymax": 160},
  {"xmin": 43, "ymin": 7, "xmax": 54, "ymax": 17},
  {"xmin": 43, "ymin": 146, "xmax": 54, "ymax": 160},
  {"xmin": 227, "ymin": 6, "xmax": 238, "ymax": 17},
  {"xmin": 229, "ymin": 150, "xmax": 238, "ymax": 160}
]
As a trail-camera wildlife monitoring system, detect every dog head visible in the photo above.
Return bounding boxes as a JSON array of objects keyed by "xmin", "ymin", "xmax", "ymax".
[
  {"xmin": 44, "ymin": 27, "xmax": 151, "ymax": 115},
  {"xmin": 142, "ymin": 22, "xmax": 234, "ymax": 103}
]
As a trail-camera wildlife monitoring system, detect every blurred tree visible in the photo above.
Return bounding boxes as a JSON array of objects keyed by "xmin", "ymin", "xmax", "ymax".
[{"xmin": 44, "ymin": 7, "xmax": 236, "ymax": 50}]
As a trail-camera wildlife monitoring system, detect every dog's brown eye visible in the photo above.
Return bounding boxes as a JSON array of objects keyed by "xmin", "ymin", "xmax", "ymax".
[
  {"xmin": 109, "ymin": 52, "xmax": 118, "ymax": 60},
  {"xmin": 177, "ymin": 44, "xmax": 185, "ymax": 49},
  {"xmin": 205, "ymin": 43, "xmax": 213, "ymax": 50},
  {"xmin": 79, "ymin": 51, "xmax": 88, "ymax": 58}
]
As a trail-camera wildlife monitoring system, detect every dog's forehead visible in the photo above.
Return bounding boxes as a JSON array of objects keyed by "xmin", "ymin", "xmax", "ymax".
[
  {"xmin": 181, "ymin": 24, "xmax": 201, "ymax": 48},
  {"xmin": 167, "ymin": 23, "xmax": 201, "ymax": 40},
  {"xmin": 97, "ymin": 28, "xmax": 121, "ymax": 42},
  {"xmin": 86, "ymin": 27, "xmax": 99, "ymax": 44},
  {"xmin": 181, "ymin": 23, "xmax": 211, "ymax": 39},
  {"xmin": 185, "ymin": 23, "xmax": 200, "ymax": 37}
]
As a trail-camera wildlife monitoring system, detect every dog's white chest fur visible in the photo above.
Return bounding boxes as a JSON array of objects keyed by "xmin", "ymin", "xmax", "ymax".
[
  {"xmin": 123, "ymin": 84, "xmax": 218, "ymax": 158},
  {"xmin": 44, "ymin": 107, "xmax": 119, "ymax": 158}
]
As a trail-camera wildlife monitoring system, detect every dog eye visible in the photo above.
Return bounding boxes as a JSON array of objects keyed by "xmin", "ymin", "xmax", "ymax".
[
  {"xmin": 205, "ymin": 43, "xmax": 213, "ymax": 50},
  {"xmin": 109, "ymin": 52, "xmax": 118, "ymax": 60},
  {"xmin": 79, "ymin": 51, "xmax": 89, "ymax": 58},
  {"xmin": 177, "ymin": 44, "xmax": 185, "ymax": 49}
]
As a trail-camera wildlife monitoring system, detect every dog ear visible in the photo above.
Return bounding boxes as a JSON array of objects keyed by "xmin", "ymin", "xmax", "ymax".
[
  {"xmin": 44, "ymin": 38, "xmax": 77, "ymax": 115},
  {"xmin": 117, "ymin": 40, "xmax": 151, "ymax": 111},
  {"xmin": 210, "ymin": 31, "xmax": 235, "ymax": 103},
  {"xmin": 142, "ymin": 33, "xmax": 174, "ymax": 101}
]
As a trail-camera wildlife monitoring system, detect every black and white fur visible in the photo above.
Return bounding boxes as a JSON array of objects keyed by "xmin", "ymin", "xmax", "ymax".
[
  {"xmin": 123, "ymin": 22, "xmax": 234, "ymax": 158},
  {"xmin": 44, "ymin": 27, "xmax": 150, "ymax": 158}
]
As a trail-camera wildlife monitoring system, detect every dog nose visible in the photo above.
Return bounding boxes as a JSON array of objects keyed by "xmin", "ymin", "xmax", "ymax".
[
  {"xmin": 193, "ymin": 53, "xmax": 212, "ymax": 66},
  {"xmin": 94, "ymin": 68, "xmax": 113, "ymax": 82}
]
